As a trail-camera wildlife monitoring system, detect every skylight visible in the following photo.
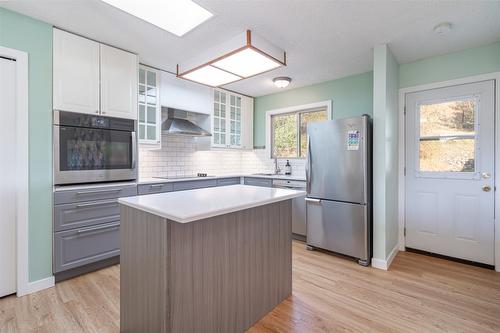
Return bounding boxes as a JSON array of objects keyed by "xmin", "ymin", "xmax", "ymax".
[{"xmin": 101, "ymin": 0, "xmax": 213, "ymax": 37}]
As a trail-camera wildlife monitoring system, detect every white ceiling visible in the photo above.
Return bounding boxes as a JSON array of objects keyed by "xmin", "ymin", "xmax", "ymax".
[{"xmin": 2, "ymin": 0, "xmax": 500, "ymax": 97}]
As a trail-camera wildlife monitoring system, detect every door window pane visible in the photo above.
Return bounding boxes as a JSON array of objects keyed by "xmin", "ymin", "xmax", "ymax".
[{"xmin": 419, "ymin": 98, "xmax": 476, "ymax": 172}]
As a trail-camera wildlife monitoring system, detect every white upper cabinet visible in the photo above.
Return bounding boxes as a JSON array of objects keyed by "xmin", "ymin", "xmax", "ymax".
[
  {"xmin": 160, "ymin": 72, "xmax": 213, "ymax": 114},
  {"xmin": 53, "ymin": 28, "xmax": 138, "ymax": 119},
  {"xmin": 212, "ymin": 89, "xmax": 253, "ymax": 149},
  {"xmin": 100, "ymin": 44, "xmax": 138, "ymax": 119},
  {"xmin": 53, "ymin": 29, "xmax": 100, "ymax": 114},
  {"xmin": 138, "ymin": 66, "xmax": 161, "ymax": 145}
]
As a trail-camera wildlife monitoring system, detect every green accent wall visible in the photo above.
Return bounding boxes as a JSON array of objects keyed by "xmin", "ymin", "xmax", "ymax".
[
  {"xmin": 399, "ymin": 41, "xmax": 500, "ymax": 88},
  {"xmin": 0, "ymin": 8, "xmax": 53, "ymax": 282},
  {"xmin": 254, "ymin": 71, "xmax": 373, "ymax": 147}
]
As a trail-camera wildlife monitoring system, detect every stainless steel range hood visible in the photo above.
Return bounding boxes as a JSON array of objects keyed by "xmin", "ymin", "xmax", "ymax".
[{"xmin": 162, "ymin": 107, "xmax": 212, "ymax": 137}]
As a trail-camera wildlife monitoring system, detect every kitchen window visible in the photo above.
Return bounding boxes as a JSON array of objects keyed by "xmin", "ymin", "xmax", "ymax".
[{"xmin": 271, "ymin": 107, "xmax": 329, "ymax": 158}]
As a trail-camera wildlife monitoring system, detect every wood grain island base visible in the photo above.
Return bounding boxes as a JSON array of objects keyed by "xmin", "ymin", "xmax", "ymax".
[{"xmin": 119, "ymin": 185, "xmax": 302, "ymax": 333}]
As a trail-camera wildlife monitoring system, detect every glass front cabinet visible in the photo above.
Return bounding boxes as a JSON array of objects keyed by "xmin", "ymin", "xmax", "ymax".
[
  {"xmin": 138, "ymin": 65, "xmax": 161, "ymax": 146},
  {"xmin": 212, "ymin": 89, "xmax": 253, "ymax": 149}
]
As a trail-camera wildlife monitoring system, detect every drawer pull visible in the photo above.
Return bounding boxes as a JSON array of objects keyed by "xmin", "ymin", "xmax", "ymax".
[
  {"xmin": 76, "ymin": 188, "xmax": 122, "ymax": 195},
  {"xmin": 150, "ymin": 184, "xmax": 164, "ymax": 188},
  {"xmin": 76, "ymin": 200, "xmax": 118, "ymax": 209},
  {"xmin": 77, "ymin": 222, "xmax": 120, "ymax": 234}
]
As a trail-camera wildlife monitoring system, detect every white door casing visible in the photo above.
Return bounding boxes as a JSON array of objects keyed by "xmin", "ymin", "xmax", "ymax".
[
  {"xmin": 0, "ymin": 57, "xmax": 17, "ymax": 297},
  {"xmin": 405, "ymin": 80, "xmax": 495, "ymax": 265}
]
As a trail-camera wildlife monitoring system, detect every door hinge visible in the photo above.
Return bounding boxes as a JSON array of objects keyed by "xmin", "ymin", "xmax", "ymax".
[
  {"xmin": 403, "ymin": 166, "xmax": 406, "ymax": 176},
  {"xmin": 404, "ymin": 106, "xmax": 406, "ymax": 115},
  {"xmin": 404, "ymin": 227, "xmax": 406, "ymax": 237}
]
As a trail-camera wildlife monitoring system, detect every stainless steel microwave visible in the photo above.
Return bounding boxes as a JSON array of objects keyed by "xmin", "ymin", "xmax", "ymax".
[{"xmin": 53, "ymin": 111, "xmax": 137, "ymax": 185}]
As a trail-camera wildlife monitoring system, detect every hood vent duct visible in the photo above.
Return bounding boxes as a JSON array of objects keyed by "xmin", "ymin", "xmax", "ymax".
[{"xmin": 161, "ymin": 107, "xmax": 212, "ymax": 137}]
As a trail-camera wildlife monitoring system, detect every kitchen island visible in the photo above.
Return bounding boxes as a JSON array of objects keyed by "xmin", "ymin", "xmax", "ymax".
[{"xmin": 118, "ymin": 184, "xmax": 305, "ymax": 333}]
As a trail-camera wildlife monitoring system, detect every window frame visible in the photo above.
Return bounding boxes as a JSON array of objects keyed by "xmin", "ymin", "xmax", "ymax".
[{"xmin": 265, "ymin": 100, "xmax": 332, "ymax": 159}]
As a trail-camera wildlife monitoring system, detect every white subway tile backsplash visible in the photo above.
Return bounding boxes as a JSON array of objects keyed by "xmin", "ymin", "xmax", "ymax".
[{"xmin": 139, "ymin": 134, "xmax": 306, "ymax": 179}]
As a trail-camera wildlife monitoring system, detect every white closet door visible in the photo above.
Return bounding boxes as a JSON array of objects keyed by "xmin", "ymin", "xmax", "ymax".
[
  {"xmin": 53, "ymin": 28, "xmax": 100, "ymax": 114},
  {"xmin": 0, "ymin": 57, "xmax": 17, "ymax": 297}
]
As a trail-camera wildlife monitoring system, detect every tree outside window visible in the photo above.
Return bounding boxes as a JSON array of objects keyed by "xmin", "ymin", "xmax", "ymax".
[{"xmin": 271, "ymin": 108, "xmax": 328, "ymax": 158}]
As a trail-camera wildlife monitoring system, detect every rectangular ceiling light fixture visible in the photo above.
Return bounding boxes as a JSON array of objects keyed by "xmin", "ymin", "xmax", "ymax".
[
  {"xmin": 177, "ymin": 30, "xmax": 286, "ymax": 87},
  {"xmin": 101, "ymin": 0, "xmax": 213, "ymax": 37}
]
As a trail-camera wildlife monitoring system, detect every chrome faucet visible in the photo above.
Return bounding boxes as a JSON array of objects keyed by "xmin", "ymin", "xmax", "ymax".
[{"xmin": 274, "ymin": 157, "xmax": 281, "ymax": 175}]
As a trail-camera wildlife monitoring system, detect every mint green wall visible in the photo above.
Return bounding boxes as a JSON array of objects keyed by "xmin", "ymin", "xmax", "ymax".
[
  {"xmin": 0, "ymin": 8, "xmax": 53, "ymax": 282},
  {"xmin": 399, "ymin": 41, "xmax": 500, "ymax": 88},
  {"xmin": 253, "ymin": 72, "xmax": 373, "ymax": 147}
]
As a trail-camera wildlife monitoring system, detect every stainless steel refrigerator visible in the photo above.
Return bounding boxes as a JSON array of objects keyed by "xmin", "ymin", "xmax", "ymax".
[{"xmin": 305, "ymin": 115, "xmax": 371, "ymax": 266}]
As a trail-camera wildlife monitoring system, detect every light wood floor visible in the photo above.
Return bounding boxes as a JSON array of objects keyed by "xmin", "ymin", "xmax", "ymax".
[{"xmin": 1, "ymin": 241, "xmax": 499, "ymax": 332}]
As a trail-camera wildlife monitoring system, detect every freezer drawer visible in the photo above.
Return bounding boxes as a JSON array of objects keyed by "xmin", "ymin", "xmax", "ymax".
[
  {"xmin": 306, "ymin": 199, "xmax": 368, "ymax": 261},
  {"xmin": 54, "ymin": 221, "xmax": 120, "ymax": 273}
]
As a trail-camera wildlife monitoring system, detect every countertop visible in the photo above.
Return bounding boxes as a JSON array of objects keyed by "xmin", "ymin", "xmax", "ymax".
[
  {"xmin": 118, "ymin": 184, "xmax": 305, "ymax": 223},
  {"xmin": 138, "ymin": 174, "xmax": 306, "ymax": 184}
]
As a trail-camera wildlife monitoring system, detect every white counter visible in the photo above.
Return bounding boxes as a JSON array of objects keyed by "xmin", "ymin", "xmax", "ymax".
[
  {"xmin": 118, "ymin": 184, "xmax": 305, "ymax": 223},
  {"xmin": 138, "ymin": 174, "xmax": 306, "ymax": 185}
]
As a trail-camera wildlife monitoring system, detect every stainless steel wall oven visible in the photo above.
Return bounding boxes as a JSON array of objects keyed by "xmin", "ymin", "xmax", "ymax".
[{"xmin": 54, "ymin": 111, "xmax": 137, "ymax": 185}]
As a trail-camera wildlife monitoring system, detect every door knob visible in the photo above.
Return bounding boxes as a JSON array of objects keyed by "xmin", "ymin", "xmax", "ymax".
[{"xmin": 482, "ymin": 185, "xmax": 492, "ymax": 192}]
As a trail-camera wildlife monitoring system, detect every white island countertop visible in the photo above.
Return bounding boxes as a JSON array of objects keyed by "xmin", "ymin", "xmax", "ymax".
[{"xmin": 118, "ymin": 184, "xmax": 305, "ymax": 223}]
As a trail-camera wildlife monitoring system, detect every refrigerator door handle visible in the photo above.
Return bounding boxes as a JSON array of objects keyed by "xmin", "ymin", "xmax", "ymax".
[
  {"xmin": 305, "ymin": 198, "xmax": 321, "ymax": 204},
  {"xmin": 306, "ymin": 135, "xmax": 311, "ymax": 194}
]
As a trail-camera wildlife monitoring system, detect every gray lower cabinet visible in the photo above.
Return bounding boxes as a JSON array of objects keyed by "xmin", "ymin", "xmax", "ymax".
[
  {"xmin": 173, "ymin": 179, "xmax": 217, "ymax": 191},
  {"xmin": 53, "ymin": 184, "xmax": 137, "ymax": 275},
  {"xmin": 54, "ymin": 199, "xmax": 120, "ymax": 232},
  {"xmin": 216, "ymin": 177, "xmax": 241, "ymax": 186},
  {"xmin": 54, "ymin": 221, "xmax": 120, "ymax": 273},
  {"xmin": 137, "ymin": 182, "xmax": 173, "ymax": 195},
  {"xmin": 243, "ymin": 177, "xmax": 273, "ymax": 187}
]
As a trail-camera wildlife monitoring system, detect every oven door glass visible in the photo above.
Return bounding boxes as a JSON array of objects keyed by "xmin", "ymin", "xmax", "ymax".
[{"xmin": 59, "ymin": 126, "xmax": 132, "ymax": 171}]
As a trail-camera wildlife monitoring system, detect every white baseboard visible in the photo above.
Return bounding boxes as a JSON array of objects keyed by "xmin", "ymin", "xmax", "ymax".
[
  {"xmin": 17, "ymin": 276, "xmax": 55, "ymax": 297},
  {"xmin": 372, "ymin": 244, "xmax": 399, "ymax": 271}
]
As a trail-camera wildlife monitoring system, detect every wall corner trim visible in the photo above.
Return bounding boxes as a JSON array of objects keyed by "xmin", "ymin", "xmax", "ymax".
[
  {"xmin": 17, "ymin": 276, "xmax": 55, "ymax": 297},
  {"xmin": 371, "ymin": 243, "xmax": 399, "ymax": 271}
]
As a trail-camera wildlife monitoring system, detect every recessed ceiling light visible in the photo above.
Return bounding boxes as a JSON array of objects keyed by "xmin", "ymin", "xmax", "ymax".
[
  {"xmin": 101, "ymin": 0, "xmax": 213, "ymax": 37},
  {"xmin": 273, "ymin": 77, "xmax": 291, "ymax": 88},
  {"xmin": 177, "ymin": 30, "xmax": 286, "ymax": 87},
  {"xmin": 433, "ymin": 22, "xmax": 452, "ymax": 35}
]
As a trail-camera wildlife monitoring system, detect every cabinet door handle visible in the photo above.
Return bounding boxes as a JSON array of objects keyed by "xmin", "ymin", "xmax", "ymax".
[
  {"xmin": 305, "ymin": 198, "xmax": 321, "ymax": 204},
  {"xmin": 76, "ymin": 188, "xmax": 122, "ymax": 195},
  {"xmin": 77, "ymin": 222, "xmax": 120, "ymax": 234},
  {"xmin": 76, "ymin": 200, "xmax": 118, "ymax": 208}
]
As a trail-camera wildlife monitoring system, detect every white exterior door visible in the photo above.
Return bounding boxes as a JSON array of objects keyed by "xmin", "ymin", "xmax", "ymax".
[
  {"xmin": 0, "ymin": 57, "xmax": 17, "ymax": 297},
  {"xmin": 405, "ymin": 80, "xmax": 495, "ymax": 265},
  {"xmin": 100, "ymin": 44, "xmax": 138, "ymax": 119},
  {"xmin": 53, "ymin": 28, "xmax": 100, "ymax": 114}
]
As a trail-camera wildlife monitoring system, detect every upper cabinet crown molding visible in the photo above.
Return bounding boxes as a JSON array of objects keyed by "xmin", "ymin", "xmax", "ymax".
[
  {"xmin": 53, "ymin": 29, "xmax": 100, "ymax": 114},
  {"xmin": 53, "ymin": 28, "xmax": 138, "ymax": 120}
]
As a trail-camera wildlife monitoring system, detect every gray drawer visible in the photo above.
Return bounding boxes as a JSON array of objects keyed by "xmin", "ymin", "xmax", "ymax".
[
  {"xmin": 54, "ymin": 184, "xmax": 137, "ymax": 205},
  {"xmin": 54, "ymin": 221, "xmax": 120, "ymax": 273},
  {"xmin": 138, "ymin": 182, "xmax": 173, "ymax": 195},
  {"xmin": 54, "ymin": 199, "xmax": 120, "ymax": 232},
  {"xmin": 173, "ymin": 179, "xmax": 217, "ymax": 191},
  {"xmin": 243, "ymin": 177, "xmax": 273, "ymax": 187},
  {"xmin": 217, "ymin": 177, "xmax": 241, "ymax": 186}
]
